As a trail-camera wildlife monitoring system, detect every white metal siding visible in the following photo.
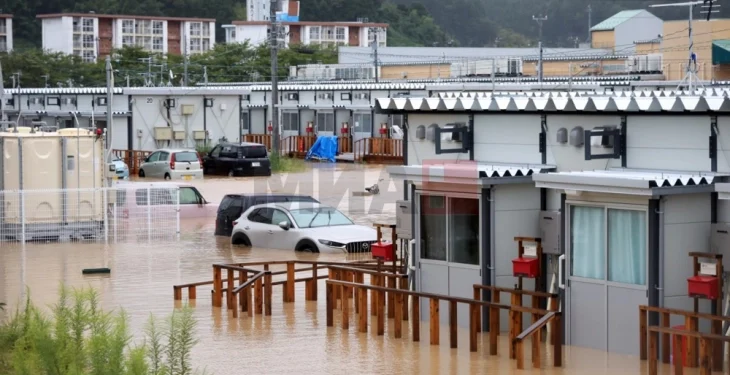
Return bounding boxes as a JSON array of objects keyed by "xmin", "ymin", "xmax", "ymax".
[
  {"xmin": 545, "ymin": 115, "xmax": 623, "ymax": 171},
  {"xmin": 473, "ymin": 114, "xmax": 541, "ymax": 163},
  {"xmin": 42, "ymin": 18, "xmax": 73, "ymax": 54},
  {"xmin": 239, "ymin": 24, "xmax": 268, "ymax": 45},
  {"xmin": 406, "ymin": 113, "xmax": 469, "ymax": 164},
  {"xmin": 626, "ymin": 116, "xmax": 711, "ymax": 171}
]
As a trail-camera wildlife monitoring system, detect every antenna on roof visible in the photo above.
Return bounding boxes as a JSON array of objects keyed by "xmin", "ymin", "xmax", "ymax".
[
  {"xmin": 649, "ymin": 1, "xmax": 711, "ymax": 92},
  {"xmin": 701, "ymin": 0, "xmax": 720, "ymax": 20}
]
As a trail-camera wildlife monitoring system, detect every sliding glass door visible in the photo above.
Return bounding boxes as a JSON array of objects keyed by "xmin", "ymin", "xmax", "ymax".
[
  {"xmin": 417, "ymin": 192, "xmax": 481, "ymax": 327},
  {"xmin": 567, "ymin": 203, "xmax": 647, "ymax": 354}
]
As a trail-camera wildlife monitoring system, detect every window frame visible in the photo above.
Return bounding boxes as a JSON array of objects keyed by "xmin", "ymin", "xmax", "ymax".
[
  {"xmin": 416, "ymin": 191, "xmax": 481, "ymax": 267},
  {"xmin": 566, "ymin": 200, "xmax": 649, "ymax": 289},
  {"xmin": 179, "ymin": 187, "xmax": 202, "ymax": 205}
]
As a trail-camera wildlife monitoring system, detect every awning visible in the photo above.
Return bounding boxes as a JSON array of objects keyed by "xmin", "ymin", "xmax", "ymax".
[
  {"xmin": 713, "ymin": 40, "xmax": 730, "ymax": 65},
  {"xmin": 533, "ymin": 169, "xmax": 726, "ymax": 197},
  {"xmin": 387, "ymin": 162, "xmax": 556, "ymax": 185}
]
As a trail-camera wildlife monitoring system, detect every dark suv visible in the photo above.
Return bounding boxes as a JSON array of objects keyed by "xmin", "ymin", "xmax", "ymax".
[
  {"xmin": 214, "ymin": 194, "xmax": 319, "ymax": 236},
  {"xmin": 203, "ymin": 142, "xmax": 271, "ymax": 177}
]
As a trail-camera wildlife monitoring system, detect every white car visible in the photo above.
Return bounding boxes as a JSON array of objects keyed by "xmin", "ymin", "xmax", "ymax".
[
  {"xmin": 139, "ymin": 148, "xmax": 204, "ymax": 180},
  {"xmin": 230, "ymin": 202, "xmax": 378, "ymax": 253}
]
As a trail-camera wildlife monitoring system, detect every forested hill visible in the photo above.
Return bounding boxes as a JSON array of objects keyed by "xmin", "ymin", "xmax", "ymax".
[{"xmin": 4, "ymin": 0, "xmax": 730, "ymax": 49}]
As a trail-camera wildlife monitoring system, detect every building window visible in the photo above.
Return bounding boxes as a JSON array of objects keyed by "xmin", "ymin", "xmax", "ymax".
[
  {"xmin": 82, "ymin": 50, "xmax": 96, "ymax": 63},
  {"xmin": 420, "ymin": 195, "xmax": 447, "ymax": 261},
  {"xmin": 309, "ymin": 26, "xmax": 320, "ymax": 41},
  {"xmin": 202, "ymin": 39, "xmax": 210, "ymax": 51},
  {"xmin": 190, "ymin": 22, "xmax": 201, "ymax": 36},
  {"xmin": 0, "ymin": 38, "xmax": 6, "ymax": 52},
  {"xmin": 282, "ymin": 111, "xmax": 299, "ymax": 132},
  {"xmin": 122, "ymin": 35, "xmax": 135, "ymax": 47},
  {"xmin": 187, "ymin": 22, "xmax": 210, "ymax": 54},
  {"xmin": 152, "ymin": 37, "xmax": 164, "ymax": 51},
  {"xmin": 190, "ymin": 38, "xmax": 201, "ymax": 52},
  {"xmin": 83, "ymin": 34, "xmax": 95, "ymax": 49},
  {"xmin": 122, "ymin": 20, "xmax": 135, "ymax": 34},
  {"xmin": 82, "ymin": 18, "xmax": 94, "ymax": 33},
  {"xmin": 570, "ymin": 205, "xmax": 647, "ymax": 285},
  {"xmin": 73, "ymin": 18, "xmax": 96, "ymax": 61},
  {"xmin": 202, "ymin": 23, "xmax": 210, "ymax": 37},
  {"xmin": 336, "ymin": 27, "xmax": 346, "ymax": 41},
  {"xmin": 153, "ymin": 21, "xmax": 164, "ymax": 35},
  {"xmin": 0, "ymin": 19, "xmax": 6, "ymax": 35}
]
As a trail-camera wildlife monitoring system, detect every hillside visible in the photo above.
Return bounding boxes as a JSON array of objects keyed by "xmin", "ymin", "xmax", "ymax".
[{"xmin": 3, "ymin": 0, "xmax": 728, "ymax": 48}]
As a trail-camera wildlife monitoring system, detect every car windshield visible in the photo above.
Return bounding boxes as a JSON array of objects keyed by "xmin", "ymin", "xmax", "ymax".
[
  {"xmin": 289, "ymin": 207, "xmax": 353, "ymax": 228},
  {"xmin": 175, "ymin": 152, "xmax": 199, "ymax": 162}
]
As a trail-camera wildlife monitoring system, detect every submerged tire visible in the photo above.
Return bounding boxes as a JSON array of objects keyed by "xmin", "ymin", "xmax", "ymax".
[
  {"xmin": 231, "ymin": 232, "xmax": 251, "ymax": 246},
  {"xmin": 295, "ymin": 240, "xmax": 319, "ymax": 253}
]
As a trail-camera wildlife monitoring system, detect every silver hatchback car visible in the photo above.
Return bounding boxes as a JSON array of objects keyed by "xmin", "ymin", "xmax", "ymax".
[{"xmin": 138, "ymin": 149, "xmax": 204, "ymax": 180}]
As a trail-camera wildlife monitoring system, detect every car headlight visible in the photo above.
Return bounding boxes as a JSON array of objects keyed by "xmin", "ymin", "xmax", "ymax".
[{"xmin": 318, "ymin": 239, "xmax": 345, "ymax": 247}]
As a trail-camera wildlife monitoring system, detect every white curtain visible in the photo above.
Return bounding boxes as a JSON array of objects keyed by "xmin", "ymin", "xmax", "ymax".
[
  {"xmin": 571, "ymin": 206, "xmax": 605, "ymax": 280},
  {"xmin": 608, "ymin": 209, "xmax": 647, "ymax": 285}
]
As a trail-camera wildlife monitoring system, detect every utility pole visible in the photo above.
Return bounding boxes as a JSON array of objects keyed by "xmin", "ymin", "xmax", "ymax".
[
  {"xmin": 105, "ymin": 55, "xmax": 114, "ymax": 166},
  {"xmin": 41, "ymin": 75, "xmax": 49, "ymax": 88},
  {"xmin": 533, "ymin": 15, "xmax": 548, "ymax": 85},
  {"xmin": 0, "ymin": 61, "xmax": 6, "ymax": 122},
  {"xmin": 371, "ymin": 27, "xmax": 379, "ymax": 82},
  {"xmin": 270, "ymin": 0, "xmax": 280, "ymax": 153},
  {"xmin": 183, "ymin": 55, "xmax": 189, "ymax": 86},
  {"xmin": 203, "ymin": 66, "xmax": 208, "ymax": 86},
  {"xmin": 586, "ymin": 4, "xmax": 592, "ymax": 44}
]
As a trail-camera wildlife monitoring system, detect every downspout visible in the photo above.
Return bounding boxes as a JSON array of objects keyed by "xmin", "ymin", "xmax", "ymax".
[
  {"xmin": 402, "ymin": 113, "xmax": 409, "ymax": 198},
  {"xmin": 468, "ymin": 114, "xmax": 474, "ymax": 161},
  {"xmin": 559, "ymin": 192, "xmax": 566, "ymax": 345},
  {"xmin": 481, "ymin": 186, "xmax": 492, "ymax": 331},
  {"xmin": 203, "ymin": 96, "xmax": 208, "ymax": 146},
  {"xmin": 648, "ymin": 198, "xmax": 661, "ymax": 329},
  {"xmin": 127, "ymin": 95, "xmax": 133, "ymax": 149}
]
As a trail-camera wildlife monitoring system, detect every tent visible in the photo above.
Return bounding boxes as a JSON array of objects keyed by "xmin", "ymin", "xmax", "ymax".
[{"xmin": 305, "ymin": 136, "xmax": 338, "ymax": 162}]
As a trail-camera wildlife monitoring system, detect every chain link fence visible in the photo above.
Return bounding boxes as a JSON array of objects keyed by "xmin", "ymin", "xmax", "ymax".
[{"xmin": 0, "ymin": 186, "xmax": 180, "ymax": 243}]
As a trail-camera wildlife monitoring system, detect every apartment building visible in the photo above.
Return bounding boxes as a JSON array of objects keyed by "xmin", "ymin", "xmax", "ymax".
[
  {"xmin": 247, "ymin": 0, "xmax": 300, "ymax": 22},
  {"xmin": 37, "ymin": 13, "xmax": 216, "ymax": 62},
  {"xmin": 223, "ymin": 20, "xmax": 387, "ymax": 48},
  {"xmin": 0, "ymin": 14, "xmax": 13, "ymax": 53}
]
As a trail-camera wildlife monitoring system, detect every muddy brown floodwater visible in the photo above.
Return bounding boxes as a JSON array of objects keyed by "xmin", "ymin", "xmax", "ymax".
[{"xmin": 0, "ymin": 164, "xmax": 668, "ymax": 374}]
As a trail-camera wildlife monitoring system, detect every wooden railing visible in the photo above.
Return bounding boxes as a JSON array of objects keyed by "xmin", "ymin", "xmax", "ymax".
[
  {"xmin": 639, "ymin": 305, "xmax": 730, "ymax": 374},
  {"xmin": 112, "ymin": 149, "xmax": 153, "ymax": 176},
  {"xmin": 514, "ymin": 311, "xmax": 562, "ymax": 369},
  {"xmin": 337, "ymin": 136, "xmax": 352, "ymax": 154},
  {"xmin": 244, "ymin": 134, "xmax": 272, "ymax": 149},
  {"xmin": 282, "ymin": 135, "xmax": 316, "ymax": 157},
  {"xmin": 353, "ymin": 138, "xmax": 403, "ymax": 164}
]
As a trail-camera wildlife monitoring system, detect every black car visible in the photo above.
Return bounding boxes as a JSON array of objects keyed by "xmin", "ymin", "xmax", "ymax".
[
  {"xmin": 203, "ymin": 142, "xmax": 271, "ymax": 177},
  {"xmin": 214, "ymin": 194, "xmax": 320, "ymax": 236}
]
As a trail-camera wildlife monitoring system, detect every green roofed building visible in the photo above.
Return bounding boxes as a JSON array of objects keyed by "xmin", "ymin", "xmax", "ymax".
[{"xmin": 590, "ymin": 9, "xmax": 663, "ymax": 54}]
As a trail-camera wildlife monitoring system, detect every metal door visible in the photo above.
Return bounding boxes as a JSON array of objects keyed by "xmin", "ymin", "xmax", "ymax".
[
  {"xmin": 281, "ymin": 111, "xmax": 299, "ymax": 147},
  {"xmin": 566, "ymin": 203, "xmax": 648, "ymax": 355},
  {"xmin": 352, "ymin": 112, "xmax": 372, "ymax": 156},
  {"xmin": 446, "ymin": 196, "xmax": 481, "ymax": 328},
  {"xmin": 316, "ymin": 112, "xmax": 334, "ymax": 136}
]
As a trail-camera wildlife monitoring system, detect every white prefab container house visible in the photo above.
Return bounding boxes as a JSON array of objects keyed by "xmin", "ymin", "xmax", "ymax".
[
  {"xmin": 0, "ymin": 128, "xmax": 106, "ymax": 241},
  {"xmin": 379, "ymin": 91, "xmax": 730, "ymax": 356}
]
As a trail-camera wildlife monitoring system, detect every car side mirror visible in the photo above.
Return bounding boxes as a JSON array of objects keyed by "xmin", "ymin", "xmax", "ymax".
[{"xmin": 278, "ymin": 221, "xmax": 290, "ymax": 231}]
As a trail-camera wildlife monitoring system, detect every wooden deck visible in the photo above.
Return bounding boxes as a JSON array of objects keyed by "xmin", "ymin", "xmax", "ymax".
[{"xmin": 243, "ymin": 134, "xmax": 404, "ymax": 164}]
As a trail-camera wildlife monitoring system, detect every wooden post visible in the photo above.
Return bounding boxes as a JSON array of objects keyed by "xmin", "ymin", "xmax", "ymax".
[
  {"xmin": 326, "ymin": 283, "xmax": 333, "ymax": 327},
  {"xmin": 246, "ymin": 284, "xmax": 253, "ymax": 317},
  {"xmin": 213, "ymin": 266, "xmax": 223, "ymax": 307},
  {"xmin": 548, "ymin": 296, "xmax": 557, "ymax": 345},
  {"xmin": 492, "ymin": 290, "xmax": 501, "ymax": 336},
  {"xmin": 489, "ymin": 305, "xmax": 499, "ymax": 356},
  {"xmin": 231, "ymin": 289, "xmax": 239, "ymax": 318},
  {"xmin": 649, "ymin": 331, "xmax": 658, "ymax": 375},
  {"xmin": 674, "ymin": 334, "xmax": 684, "ymax": 375},
  {"xmin": 358, "ymin": 287, "xmax": 368, "ymax": 333},
  {"xmin": 311, "ymin": 263, "xmax": 318, "ymax": 301},
  {"xmin": 686, "ymin": 316, "xmax": 698, "ymax": 368},
  {"xmin": 449, "ymin": 300, "xmax": 457, "ymax": 349},
  {"xmin": 227, "ymin": 269, "xmax": 235, "ymax": 309},
  {"xmin": 510, "ymin": 293, "xmax": 521, "ymax": 359},
  {"xmin": 640, "ymin": 308, "xmax": 647, "ymax": 360},
  {"xmin": 661, "ymin": 312, "xmax": 670, "ymax": 364},
  {"xmin": 188, "ymin": 286, "xmax": 196, "ymax": 300},
  {"xmin": 412, "ymin": 295, "xmax": 420, "ymax": 342},
  {"xmin": 371, "ymin": 275, "xmax": 379, "ymax": 317},
  {"xmin": 430, "ymin": 298, "xmax": 439, "ymax": 345},
  {"xmin": 342, "ymin": 285, "xmax": 350, "ymax": 330},
  {"xmin": 553, "ymin": 315, "xmax": 562, "ymax": 367},
  {"xmin": 699, "ymin": 338, "xmax": 711, "ymax": 375},
  {"xmin": 387, "ymin": 276, "xmax": 396, "ymax": 319},
  {"xmin": 473, "ymin": 287, "xmax": 481, "ymax": 333},
  {"xmin": 399, "ymin": 277, "xmax": 408, "ymax": 321},
  {"xmin": 711, "ymin": 319, "xmax": 722, "ymax": 372},
  {"xmin": 469, "ymin": 303, "xmax": 478, "ymax": 352},
  {"xmin": 174, "ymin": 287, "xmax": 182, "ymax": 300},
  {"xmin": 394, "ymin": 292, "xmax": 403, "ymax": 338},
  {"xmin": 255, "ymin": 278, "xmax": 263, "ymax": 315},
  {"xmin": 532, "ymin": 328, "xmax": 541, "ymax": 368},
  {"xmin": 516, "ymin": 340, "xmax": 525, "ymax": 370},
  {"xmin": 377, "ymin": 288, "xmax": 385, "ymax": 336},
  {"xmin": 264, "ymin": 272, "xmax": 272, "ymax": 316},
  {"xmin": 239, "ymin": 272, "xmax": 248, "ymax": 312},
  {"xmin": 354, "ymin": 272, "xmax": 363, "ymax": 314},
  {"xmin": 286, "ymin": 262, "xmax": 295, "ymax": 303}
]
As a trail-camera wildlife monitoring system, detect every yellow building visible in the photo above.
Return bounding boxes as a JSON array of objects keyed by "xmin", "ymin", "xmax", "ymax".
[
  {"xmin": 523, "ymin": 56, "xmax": 630, "ymax": 77},
  {"xmin": 380, "ymin": 63, "xmax": 451, "ymax": 80},
  {"xmin": 589, "ymin": 9, "xmax": 663, "ymax": 54},
  {"xmin": 662, "ymin": 19, "xmax": 730, "ymax": 80}
]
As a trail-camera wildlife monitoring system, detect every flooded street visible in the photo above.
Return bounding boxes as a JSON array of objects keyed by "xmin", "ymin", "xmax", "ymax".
[{"xmin": 0, "ymin": 163, "xmax": 663, "ymax": 374}]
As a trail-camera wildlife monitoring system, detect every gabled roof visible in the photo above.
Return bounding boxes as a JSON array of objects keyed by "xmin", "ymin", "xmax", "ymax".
[{"xmin": 591, "ymin": 10, "xmax": 646, "ymax": 31}]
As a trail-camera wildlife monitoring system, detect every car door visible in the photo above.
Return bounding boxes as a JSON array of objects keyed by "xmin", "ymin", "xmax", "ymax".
[
  {"xmin": 156, "ymin": 151, "xmax": 170, "ymax": 178},
  {"xmin": 204, "ymin": 146, "xmax": 221, "ymax": 175},
  {"xmin": 244, "ymin": 208, "xmax": 274, "ymax": 247},
  {"xmin": 218, "ymin": 145, "xmax": 238, "ymax": 175},
  {"xmin": 178, "ymin": 186, "xmax": 205, "ymax": 218},
  {"xmin": 269, "ymin": 208, "xmax": 297, "ymax": 249},
  {"xmin": 142, "ymin": 151, "xmax": 161, "ymax": 176}
]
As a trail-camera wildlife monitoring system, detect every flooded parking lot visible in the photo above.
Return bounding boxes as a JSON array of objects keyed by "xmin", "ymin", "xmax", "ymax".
[{"xmin": 0, "ymin": 163, "xmax": 664, "ymax": 374}]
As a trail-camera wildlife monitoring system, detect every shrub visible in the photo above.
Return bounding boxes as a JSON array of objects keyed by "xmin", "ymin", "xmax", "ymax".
[
  {"xmin": 269, "ymin": 152, "xmax": 307, "ymax": 173},
  {"xmin": 0, "ymin": 287, "xmax": 208, "ymax": 375}
]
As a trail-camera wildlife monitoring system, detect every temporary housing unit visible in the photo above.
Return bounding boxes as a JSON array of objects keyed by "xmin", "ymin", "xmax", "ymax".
[
  {"xmin": 379, "ymin": 90, "xmax": 730, "ymax": 356},
  {"xmin": 0, "ymin": 127, "xmax": 106, "ymax": 241}
]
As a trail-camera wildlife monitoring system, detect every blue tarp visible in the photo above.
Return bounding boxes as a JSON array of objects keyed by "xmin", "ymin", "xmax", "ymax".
[{"xmin": 305, "ymin": 136, "xmax": 337, "ymax": 162}]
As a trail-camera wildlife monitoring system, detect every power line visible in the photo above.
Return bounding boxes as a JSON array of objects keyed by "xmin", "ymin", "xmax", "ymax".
[{"xmin": 270, "ymin": 0, "xmax": 280, "ymax": 153}]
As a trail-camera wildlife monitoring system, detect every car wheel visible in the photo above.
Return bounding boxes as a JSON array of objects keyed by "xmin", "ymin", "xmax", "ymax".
[
  {"xmin": 295, "ymin": 240, "xmax": 319, "ymax": 253},
  {"xmin": 228, "ymin": 169, "xmax": 235, "ymax": 177},
  {"xmin": 231, "ymin": 232, "xmax": 251, "ymax": 247},
  {"xmin": 164, "ymin": 173, "xmax": 171, "ymax": 180},
  {"xmin": 204, "ymin": 166, "xmax": 211, "ymax": 175},
  {"xmin": 138, "ymin": 169, "xmax": 145, "ymax": 178}
]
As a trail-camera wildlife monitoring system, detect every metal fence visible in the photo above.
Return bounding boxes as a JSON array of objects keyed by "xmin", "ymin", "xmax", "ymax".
[{"xmin": 0, "ymin": 186, "xmax": 180, "ymax": 243}]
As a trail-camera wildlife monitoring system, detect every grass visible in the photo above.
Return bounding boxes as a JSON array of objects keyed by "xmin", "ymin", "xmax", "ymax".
[
  {"xmin": 269, "ymin": 152, "xmax": 308, "ymax": 173},
  {"xmin": 0, "ymin": 287, "xmax": 209, "ymax": 375}
]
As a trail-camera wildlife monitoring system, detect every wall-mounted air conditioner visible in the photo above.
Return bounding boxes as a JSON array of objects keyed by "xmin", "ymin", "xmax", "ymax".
[
  {"xmin": 287, "ymin": 93, "xmax": 299, "ymax": 100},
  {"xmin": 96, "ymin": 97, "xmax": 108, "ymax": 106},
  {"xmin": 46, "ymin": 97, "xmax": 60, "ymax": 106},
  {"xmin": 64, "ymin": 98, "xmax": 76, "ymax": 105}
]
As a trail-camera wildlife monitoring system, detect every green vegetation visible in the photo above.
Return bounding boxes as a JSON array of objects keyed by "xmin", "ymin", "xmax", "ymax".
[
  {"xmin": 269, "ymin": 153, "xmax": 308, "ymax": 174},
  {"xmin": 0, "ymin": 43, "xmax": 338, "ymax": 88},
  {"xmin": 0, "ymin": 287, "xmax": 207, "ymax": 375}
]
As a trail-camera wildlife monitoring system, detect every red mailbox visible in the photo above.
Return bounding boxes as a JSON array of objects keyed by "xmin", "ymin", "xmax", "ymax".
[
  {"xmin": 512, "ymin": 257, "xmax": 539, "ymax": 278},
  {"xmin": 687, "ymin": 275, "xmax": 719, "ymax": 299},
  {"xmin": 267, "ymin": 122, "xmax": 273, "ymax": 133},
  {"xmin": 372, "ymin": 241, "xmax": 395, "ymax": 261},
  {"xmin": 305, "ymin": 126, "xmax": 314, "ymax": 134},
  {"xmin": 341, "ymin": 127, "xmax": 349, "ymax": 134},
  {"xmin": 379, "ymin": 127, "xmax": 388, "ymax": 135}
]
